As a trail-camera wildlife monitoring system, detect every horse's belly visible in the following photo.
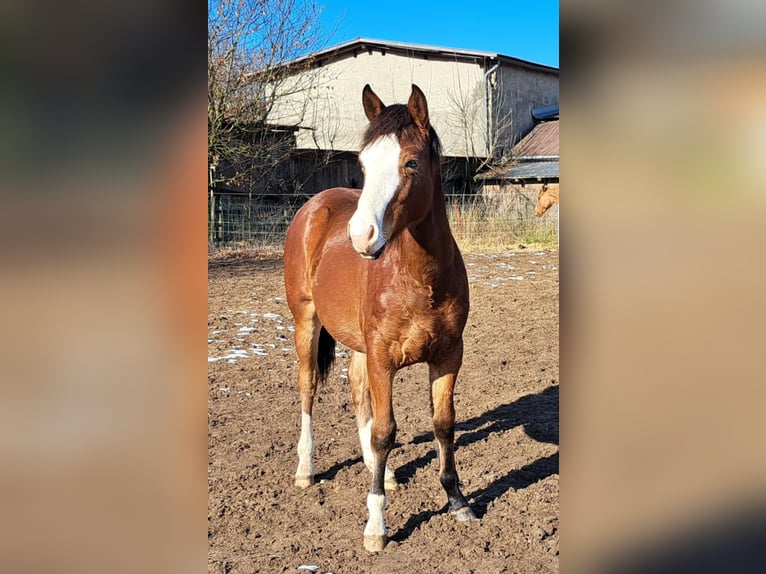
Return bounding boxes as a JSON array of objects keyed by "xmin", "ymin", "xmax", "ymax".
[{"xmin": 314, "ymin": 300, "xmax": 366, "ymax": 353}]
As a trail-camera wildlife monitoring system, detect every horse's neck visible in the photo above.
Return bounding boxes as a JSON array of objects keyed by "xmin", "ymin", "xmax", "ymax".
[{"xmin": 397, "ymin": 185, "xmax": 456, "ymax": 280}]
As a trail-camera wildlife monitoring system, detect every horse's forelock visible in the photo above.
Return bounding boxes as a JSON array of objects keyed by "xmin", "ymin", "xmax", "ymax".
[{"xmin": 362, "ymin": 105, "xmax": 440, "ymax": 160}]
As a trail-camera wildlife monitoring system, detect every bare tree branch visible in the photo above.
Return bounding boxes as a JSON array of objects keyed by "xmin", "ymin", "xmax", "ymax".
[{"xmin": 208, "ymin": 0, "xmax": 325, "ymax": 190}]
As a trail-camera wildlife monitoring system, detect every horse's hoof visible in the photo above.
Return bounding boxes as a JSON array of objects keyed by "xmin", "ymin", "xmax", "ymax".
[
  {"xmin": 451, "ymin": 507, "xmax": 478, "ymax": 522},
  {"xmin": 295, "ymin": 475, "xmax": 314, "ymax": 488},
  {"xmin": 384, "ymin": 477, "xmax": 398, "ymax": 491},
  {"xmin": 363, "ymin": 534, "xmax": 386, "ymax": 553}
]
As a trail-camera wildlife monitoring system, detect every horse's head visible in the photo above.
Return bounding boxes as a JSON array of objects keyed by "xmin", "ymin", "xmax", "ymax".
[
  {"xmin": 535, "ymin": 185, "xmax": 549, "ymax": 217},
  {"xmin": 348, "ymin": 84, "xmax": 440, "ymax": 259},
  {"xmin": 535, "ymin": 183, "xmax": 558, "ymax": 217}
]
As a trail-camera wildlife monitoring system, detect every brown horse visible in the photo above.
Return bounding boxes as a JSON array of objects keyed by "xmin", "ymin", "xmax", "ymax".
[
  {"xmin": 535, "ymin": 183, "xmax": 559, "ymax": 216},
  {"xmin": 284, "ymin": 84, "xmax": 476, "ymax": 552}
]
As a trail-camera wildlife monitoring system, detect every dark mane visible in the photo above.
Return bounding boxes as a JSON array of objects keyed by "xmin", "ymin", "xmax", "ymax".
[{"xmin": 361, "ymin": 104, "xmax": 442, "ymax": 159}]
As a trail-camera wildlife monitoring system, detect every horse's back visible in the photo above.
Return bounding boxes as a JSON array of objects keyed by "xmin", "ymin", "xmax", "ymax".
[{"xmin": 285, "ymin": 187, "xmax": 359, "ymax": 261}]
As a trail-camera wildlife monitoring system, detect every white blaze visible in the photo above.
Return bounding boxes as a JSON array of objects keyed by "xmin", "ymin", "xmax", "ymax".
[{"xmin": 349, "ymin": 134, "xmax": 401, "ymax": 255}]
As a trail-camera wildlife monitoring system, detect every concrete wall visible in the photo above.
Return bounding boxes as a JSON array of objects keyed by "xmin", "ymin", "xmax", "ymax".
[
  {"xmin": 268, "ymin": 48, "xmax": 558, "ymax": 161},
  {"xmin": 269, "ymin": 51, "xmax": 489, "ymax": 157},
  {"xmin": 494, "ymin": 64, "xmax": 560, "ymax": 154}
]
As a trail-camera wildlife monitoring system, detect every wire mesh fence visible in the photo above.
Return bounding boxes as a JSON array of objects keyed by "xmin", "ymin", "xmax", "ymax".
[{"xmin": 208, "ymin": 188, "xmax": 558, "ymax": 253}]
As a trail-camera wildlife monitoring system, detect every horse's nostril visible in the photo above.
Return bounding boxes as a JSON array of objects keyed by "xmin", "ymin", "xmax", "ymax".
[{"xmin": 366, "ymin": 225, "xmax": 375, "ymax": 241}]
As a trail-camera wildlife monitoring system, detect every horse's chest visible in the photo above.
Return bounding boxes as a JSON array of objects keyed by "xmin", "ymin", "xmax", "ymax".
[
  {"xmin": 377, "ymin": 291, "xmax": 462, "ymax": 367},
  {"xmin": 393, "ymin": 317, "xmax": 436, "ymax": 366}
]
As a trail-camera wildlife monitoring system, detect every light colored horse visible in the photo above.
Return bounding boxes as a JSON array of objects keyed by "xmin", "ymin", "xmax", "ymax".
[{"xmin": 535, "ymin": 183, "xmax": 559, "ymax": 216}]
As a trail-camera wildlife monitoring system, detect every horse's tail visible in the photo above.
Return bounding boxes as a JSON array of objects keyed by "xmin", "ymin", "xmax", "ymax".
[{"xmin": 317, "ymin": 326, "xmax": 336, "ymax": 384}]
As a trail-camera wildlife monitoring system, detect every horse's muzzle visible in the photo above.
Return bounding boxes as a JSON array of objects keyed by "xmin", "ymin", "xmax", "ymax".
[
  {"xmin": 348, "ymin": 221, "xmax": 385, "ymax": 259},
  {"xmin": 360, "ymin": 243, "xmax": 386, "ymax": 260}
]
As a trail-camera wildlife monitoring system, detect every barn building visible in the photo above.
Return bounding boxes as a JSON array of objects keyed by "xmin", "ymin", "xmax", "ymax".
[
  {"xmin": 209, "ymin": 38, "xmax": 558, "ymax": 244},
  {"xmin": 266, "ymin": 37, "xmax": 559, "ymax": 195}
]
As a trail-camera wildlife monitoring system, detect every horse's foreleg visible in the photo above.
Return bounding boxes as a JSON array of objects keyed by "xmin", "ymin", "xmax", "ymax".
[
  {"xmin": 362, "ymin": 355, "xmax": 396, "ymax": 552},
  {"xmin": 430, "ymin": 357, "xmax": 477, "ymax": 522},
  {"xmin": 349, "ymin": 351, "xmax": 397, "ymax": 491},
  {"xmin": 294, "ymin": 310, "xmax": 320, "ymax": 488}
]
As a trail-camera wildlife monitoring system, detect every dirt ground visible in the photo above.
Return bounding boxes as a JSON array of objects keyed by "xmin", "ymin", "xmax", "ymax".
[{"xmin": 208, "ymin": 248, "xmax": 559, "ymax": 573}]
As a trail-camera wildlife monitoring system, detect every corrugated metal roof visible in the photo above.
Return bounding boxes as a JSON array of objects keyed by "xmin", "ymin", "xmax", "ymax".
[
  {"xmin": 329, "ymin": 37, "xmax": 500, "ymax": 60},
  {"xmin": 504, "ymin": 161, "xmax": 559, "ymax": 180},
  {"xmin": 512, "ymin": 120, "xmax": 559, "ymax": 159},
  {"xmin": 476, "ymin": 160, "xmax": 559, "ymax": 182},
  {"xmin": 286, "ymin": 38, "xmax": 559, "ymax": 74}
]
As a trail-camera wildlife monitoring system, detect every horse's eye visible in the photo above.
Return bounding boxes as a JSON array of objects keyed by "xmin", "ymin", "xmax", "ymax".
[{"xmin": 405, "ymin": 159, "xmax": 419, "ymax": 170}]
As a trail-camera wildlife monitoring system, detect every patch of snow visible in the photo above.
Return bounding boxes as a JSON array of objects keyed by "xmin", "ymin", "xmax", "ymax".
[{"xmin": 209, "ymin": 348, "xmax": 251, "ymax": 362}]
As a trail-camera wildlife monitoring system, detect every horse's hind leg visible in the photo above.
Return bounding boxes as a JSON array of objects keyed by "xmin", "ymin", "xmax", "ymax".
[
  {"xmin": 429, "ymin": 357, "xmax": 477, "ymax": 522},
  {"xmin": 348, "ymin": 351, "xmax": 397, "ymax": 491},
  {"xmin": 293, "ymin": 305, "xmax": 322, "ymax": 488}
]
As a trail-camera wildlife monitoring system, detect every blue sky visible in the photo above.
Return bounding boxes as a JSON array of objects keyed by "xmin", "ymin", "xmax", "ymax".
[{"xmin": 317, "ymin": 0, "xmax": 559, "ymax": 68}]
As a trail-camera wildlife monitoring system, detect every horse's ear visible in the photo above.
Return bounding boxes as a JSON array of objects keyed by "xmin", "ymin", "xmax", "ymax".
[
  {"xmin": 408, "ymin": 84, "xmax": 430, "ymax": 131},
  {"xmin": 362, "ymin": 84, "xmax": 385, "ymax": 121}
]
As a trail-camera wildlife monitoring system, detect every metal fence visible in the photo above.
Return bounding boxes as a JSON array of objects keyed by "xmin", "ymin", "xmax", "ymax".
[{"xmin": 208, "ymin": 187, "xmax": 558, "ymax": 252}]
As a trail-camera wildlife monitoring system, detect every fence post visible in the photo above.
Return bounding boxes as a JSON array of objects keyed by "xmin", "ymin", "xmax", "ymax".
[
  {"xmin": 216, "ymin": 196, "xmax": 223, "ymax": 243},
  {"xmin": 209, "ymin": 187, "xmax": 215, "ymax": 245},
  {"xmin": 247, "ymin": 190, "xmax": 253, "ymax": 244}
]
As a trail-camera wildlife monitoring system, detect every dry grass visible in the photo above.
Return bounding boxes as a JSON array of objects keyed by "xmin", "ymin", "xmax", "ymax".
[
  {"xmin": 447, "ymin": 197, "xmax": 558, "ymax": 252},
  {"xmin": 208, "ymin": 242, "xmax": 284, "ymax": 260}
]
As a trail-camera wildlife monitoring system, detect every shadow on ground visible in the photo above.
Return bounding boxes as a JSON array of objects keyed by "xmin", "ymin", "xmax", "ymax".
[{"xmin": 391, "ymin": 384, "xmax": 559, "ymax": 541}]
